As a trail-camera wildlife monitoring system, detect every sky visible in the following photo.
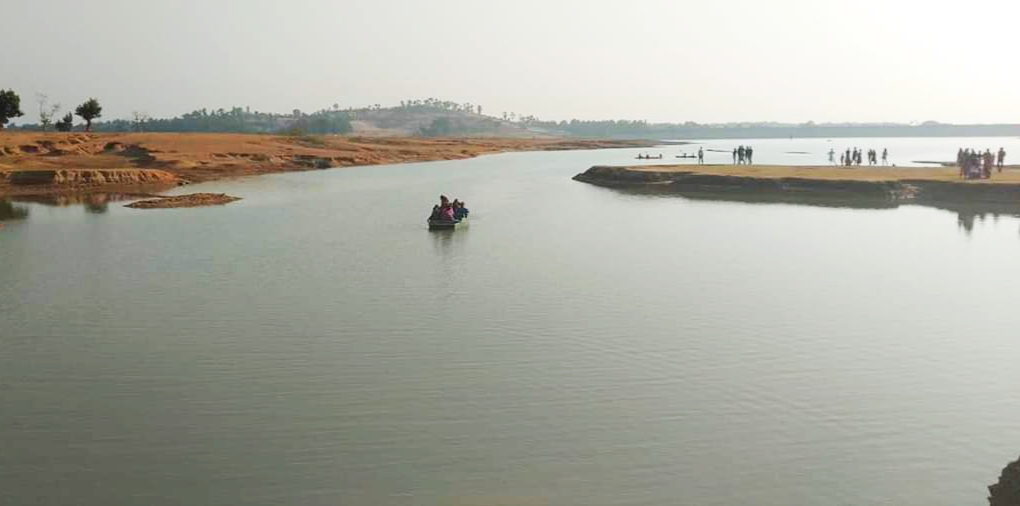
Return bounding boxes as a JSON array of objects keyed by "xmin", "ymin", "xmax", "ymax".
[{"xmin": 5, "ymin": 0, "xmax": 1020, "ymax": 124}]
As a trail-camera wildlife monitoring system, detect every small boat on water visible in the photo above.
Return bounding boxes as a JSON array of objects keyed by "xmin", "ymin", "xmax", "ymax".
[
  {"xmin": 428, "ymin": 195, "xmax": 469, "ymax": 230},
  {"xmin": 428, "ymin": 218, "xmax": 468, "ymax": 230}
]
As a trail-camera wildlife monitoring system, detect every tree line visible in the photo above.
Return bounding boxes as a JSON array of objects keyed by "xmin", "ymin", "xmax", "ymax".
[
  {"xmin": 9, "ymin": 89, "xmax": 1020, "ymax": 139},
  {"xmin": 0, "ymin": 89, "xmax": 351, "ymax": 135},
  {"xmin": 92, "ymin": 107, "xmax": 352, "ymax": 134},
  {"xmin": 0, "ymin": 90, "xmax": 101, "ymax": 132}
]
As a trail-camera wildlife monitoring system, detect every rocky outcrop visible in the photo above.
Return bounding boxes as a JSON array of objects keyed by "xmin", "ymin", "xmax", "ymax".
[{"xmin": 990, "ymin": 455, "xmax": 1020, "ymax": 506}]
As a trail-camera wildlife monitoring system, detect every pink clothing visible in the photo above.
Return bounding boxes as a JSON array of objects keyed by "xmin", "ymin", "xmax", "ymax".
[{"xmin": 442, "ymin": 206, "xmax": 455, "ymax": 220}]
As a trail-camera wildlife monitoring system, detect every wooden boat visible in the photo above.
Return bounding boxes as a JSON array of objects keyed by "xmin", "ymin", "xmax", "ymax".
[{"xmin": 428, "ymin": 218, "xmax": 468, "ymax": 230}]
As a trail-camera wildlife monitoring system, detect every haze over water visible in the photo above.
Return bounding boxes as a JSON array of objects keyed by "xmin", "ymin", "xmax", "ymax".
[{"xmin": 4, "ymin": 139, "xmax": 1020, "ymax": 505}]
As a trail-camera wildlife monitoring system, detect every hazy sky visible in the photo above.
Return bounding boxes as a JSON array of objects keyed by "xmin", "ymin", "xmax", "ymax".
[{"xmin": 5, "ymin": 0, "xmax": 1020, "ymax": 123}]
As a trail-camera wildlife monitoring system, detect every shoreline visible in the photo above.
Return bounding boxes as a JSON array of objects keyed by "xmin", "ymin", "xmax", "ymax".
[
  {"xmin": 0, "ymin": 132, "xmax": 651, "ymax": 199},
  {"xmin": 573, "ymin": 164, "xmax": 1020, "ymax": 212}
]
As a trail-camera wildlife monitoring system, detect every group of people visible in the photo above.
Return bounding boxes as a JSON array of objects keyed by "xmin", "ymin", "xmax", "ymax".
[
  {"xmin": 731, "ymin": 146, "xmax": 754, "ymax": 164},
  {"xmin": 958, "ymin": 148, "xmax": 1006, "ymax": 179},
  {"xmin": 429, "ymin": 195, "xmax": 469, "ymax": 222},
  {"xmin": 830, "ymin": 147, "xmax": 888, "ymax": 166}
]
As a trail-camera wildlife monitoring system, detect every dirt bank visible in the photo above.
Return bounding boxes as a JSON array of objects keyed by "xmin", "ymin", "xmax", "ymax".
[
  {"xmin": 573, "ymin": 164, "xmax": 1020, "ymax": 208},
  {"xmin": 0, "ymin": 132, "xmax": 649, "ymax": 197},
  {"xmin": 125, "ymin": 193, "xmax": 242, "ymax": 209}
]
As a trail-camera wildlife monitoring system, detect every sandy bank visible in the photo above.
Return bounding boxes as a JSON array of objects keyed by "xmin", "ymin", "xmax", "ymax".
[
  {"xmin": 573, "ymin": 164, "xmax": 1020, "ymax": 208},
  {"xmin": 0, "ymin": 132, "xmax": 649, "ymax": 197},
  {"xmin": 125, "ymin": 193, "xmax": 242, "ymax": 209}
]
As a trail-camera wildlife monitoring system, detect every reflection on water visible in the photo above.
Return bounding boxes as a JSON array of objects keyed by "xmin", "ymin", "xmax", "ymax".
[
  {"xmin": 84, "ymin": 201, "xmax": 109, "ymax": 214},
  {"xmin": 0, "ymin": 200, "xmax": 29, "ymax": 221},
  {"xmin": 611, "ymin": 184, "xmax": 1020, "ymax": 239},
  {"xmin": 958, "ymin": 211, "xmax": 988, "ymax": 234},
  {"xmin": 11, "ymin": 192, "xmax": 146, "ymax": 208}
]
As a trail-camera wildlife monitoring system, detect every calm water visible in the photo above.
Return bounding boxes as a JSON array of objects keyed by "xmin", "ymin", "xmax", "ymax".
[{"xmin": 3, "ymin": 138, "xmax": 1020, "ymax": 506}]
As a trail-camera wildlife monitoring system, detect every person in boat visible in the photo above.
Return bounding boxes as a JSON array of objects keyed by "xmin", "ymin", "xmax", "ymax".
[
  {"xmin": 454, "ymin": 201, "xmax": 469, "ymax": 220},
  {"xmin": 434, "ymin": 195, "xmax": 455, "ymax": 221},
  {"xmin": 440, "ymin": 202, "xmax": 455, "ymax": 221},
  {"xmin": 429, "ymin": 205, "xmax": 441, "ymax": 220}
]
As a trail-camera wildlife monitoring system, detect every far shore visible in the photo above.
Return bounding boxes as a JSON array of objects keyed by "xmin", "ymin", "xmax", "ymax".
[
  {"xmin": 573, "ymin": 164, "xmax": 1020, "ymax": 211},
  {"xmin": 0, "ymin": 132, "xmax": 651, "ymax": 198}
]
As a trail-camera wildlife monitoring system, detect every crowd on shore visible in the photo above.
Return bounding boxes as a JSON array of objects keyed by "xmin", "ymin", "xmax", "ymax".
[
  {"xmin": 828, "ymin": 147, "xmax": 888, "ymax": 166},
  {"xmin": 428, "ymin": 195, "xmax": 469, "ymax": 222},
  {"xmin": 958, "ymin": 147, "xmax": 1006, "ymax": 179},
  {"xmin": 731, "ymin": 146, "xmax": 754, "ymax": 164}
]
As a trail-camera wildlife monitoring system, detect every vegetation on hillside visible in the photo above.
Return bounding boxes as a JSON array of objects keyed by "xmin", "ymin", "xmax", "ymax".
[{"xmin": 94, "ymin": 107, "xmax": 353, "ymax": 135}]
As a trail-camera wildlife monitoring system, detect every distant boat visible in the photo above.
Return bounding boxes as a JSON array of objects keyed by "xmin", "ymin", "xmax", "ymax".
[{"xmin": 428, "ymin": 218, "xmax": 468, "ymax": 231}]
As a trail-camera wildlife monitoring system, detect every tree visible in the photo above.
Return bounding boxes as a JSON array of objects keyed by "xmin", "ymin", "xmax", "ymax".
[
  {"xmin": 55, "ymin": 112, "xmax": 74, "ymax": 132},
  {"xmin": 0, "ymin": 89, "xmax": 24, "ymax": 130},
  {"xmin": 74, "ymin": 98, "xmax": 102, "ymax": 131},
  {"xmin": 37, "ymin": 94, "xmax": 61, "ymax": 131},
  {"xmin": 420, "ymin": 117, "xmax": 453, "ymax": 137},
  {"xmin": 131, "ymin": 111, "xmax": 150, "ymax": 132}
]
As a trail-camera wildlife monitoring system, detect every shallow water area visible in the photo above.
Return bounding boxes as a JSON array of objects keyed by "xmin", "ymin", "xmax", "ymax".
[{"xmin": 3, "ymin": 138, "xmax": 1020, "ymax": 506}]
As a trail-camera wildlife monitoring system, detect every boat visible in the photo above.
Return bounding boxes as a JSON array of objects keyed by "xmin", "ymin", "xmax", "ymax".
[{"xmin": 428, "ymin": 218, "xmax": 468, "ymax": 230}]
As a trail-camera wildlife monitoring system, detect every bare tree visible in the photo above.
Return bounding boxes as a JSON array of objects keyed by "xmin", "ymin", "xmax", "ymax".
[
  {"xmin": 37, "ymin": 93, "xmax": 60, "ymax": 132},
  {"xmin": 131, "ymin": 111, "xmax": 150, "ymax": 132}
]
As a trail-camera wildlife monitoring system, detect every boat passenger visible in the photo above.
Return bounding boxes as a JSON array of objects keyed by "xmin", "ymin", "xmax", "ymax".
[
  {"xmin": 454, "ymin": 201, "xmax": 469, "ymax": 220},
  {"xmin": 440, "ymin": 202, "xmax": 455, "ymax": 221}
]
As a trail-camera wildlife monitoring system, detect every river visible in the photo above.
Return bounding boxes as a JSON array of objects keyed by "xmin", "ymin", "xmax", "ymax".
[{"xmin": 3, "ymin": 138, "xmax": 1020, "ymax": 506}]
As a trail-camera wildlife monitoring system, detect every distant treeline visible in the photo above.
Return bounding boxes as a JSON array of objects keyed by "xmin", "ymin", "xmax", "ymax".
[
  {"xmin": 8, "ymin": 94, "xmax": 1020, "ymax": 139},
  {"xmin": 12, "ymin": 106, "xmax": 353, "ymax": 135},
  {"xmin": 95, "ymin": 107, "xmax": 353, "ymax": 134},
  {"xmin": 519, "ymin": 118, "xmax": 1020, "ymax": 139}
]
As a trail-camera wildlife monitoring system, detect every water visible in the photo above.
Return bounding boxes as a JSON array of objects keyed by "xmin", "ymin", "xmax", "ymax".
[{"xmin": 3, "ymin": 138, "xmax": 1020, "ymax": 506}]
